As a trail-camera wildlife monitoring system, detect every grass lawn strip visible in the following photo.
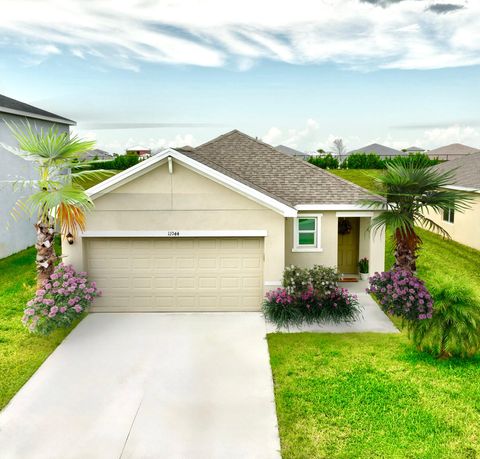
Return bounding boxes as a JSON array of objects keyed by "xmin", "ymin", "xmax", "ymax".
[{"xmin": 0, "ymin": 244, "xmax": 80, "ymax": 410}]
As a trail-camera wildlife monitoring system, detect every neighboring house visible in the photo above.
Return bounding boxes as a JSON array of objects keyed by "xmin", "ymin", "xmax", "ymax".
[
  {"xmin": 404, "ymin": 146, "xmax": 425, "ymax": 153},
  {"xmin": 82, "ymin": 149, "xmax": 114, "ymax": 161},
  {"xmin": 427, "ymin": 143, "xmax": 479, "ymax": 161},
  {"xmin": 126, "ymin": 146, "xmax": 152, "ymax": 158},
  {"xmin": 346, "ymin": 143, "xmax": 404, "ymax": 159},
  {"xmin": 423, "ymin": 153, "xmax": 480, "ymax": 251},
  {"xmin": 63, "ymin": 130, "xmax": 385, "ymax": 312},
  {"xmin": 0, "ymin": 94, "xmax": 75, "ymax": 259},
  {"xmin": 275, "ymin": 144, "xmax": 310, "ymax": 160}
]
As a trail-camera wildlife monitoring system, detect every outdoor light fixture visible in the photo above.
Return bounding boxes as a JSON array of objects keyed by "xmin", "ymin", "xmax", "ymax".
[{"xmin": 66, "ymin": 233, "xmax": 74, "ymax": 245}]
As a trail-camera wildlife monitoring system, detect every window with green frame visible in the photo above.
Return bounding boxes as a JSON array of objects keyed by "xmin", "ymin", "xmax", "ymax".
[{"xmin": 296, "ymin": 217, "xmax": 317, "ymax": 247}]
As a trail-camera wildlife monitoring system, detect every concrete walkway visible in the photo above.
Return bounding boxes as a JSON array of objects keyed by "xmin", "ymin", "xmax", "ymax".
[
  {"xmin": 266, "ymin": 281, "xmax": 399, "ymax": 334},
  {"xmin": 0, "ymin": 313, "xmax": 280, "ymax": 459}
]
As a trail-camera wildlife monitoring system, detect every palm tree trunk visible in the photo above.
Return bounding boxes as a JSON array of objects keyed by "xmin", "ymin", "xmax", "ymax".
[
  {"xmin": 394, "ymin": 227, "xmax": 420, "ymax": 272},
  {"xmin": 35, "ymin": 221, "xmax": 56, "ymax": 288}
]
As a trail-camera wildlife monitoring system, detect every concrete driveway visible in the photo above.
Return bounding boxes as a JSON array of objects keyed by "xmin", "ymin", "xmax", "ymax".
[{"xmin": 0, "ymin": 313, "xmax": 280, "ymax": 459}]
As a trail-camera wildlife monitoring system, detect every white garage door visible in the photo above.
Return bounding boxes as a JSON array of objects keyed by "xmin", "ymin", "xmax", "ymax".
[{"xmin": 86, "ymin": 237, "xmax": 264, "ymax": 312}]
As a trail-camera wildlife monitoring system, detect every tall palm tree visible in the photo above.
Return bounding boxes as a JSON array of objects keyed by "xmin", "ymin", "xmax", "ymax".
[
  {"xmin": 364, "ymin": 162, "xmax": 473, "ymax": 272},
  {"xmin": 2, "ymin": 122, "xmax": 113, "ymax": 287}
]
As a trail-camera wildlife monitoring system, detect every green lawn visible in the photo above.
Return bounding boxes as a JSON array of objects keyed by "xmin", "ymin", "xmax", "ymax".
[
  {"xmin": 329, "ymin": 169, "xmax": 384, "ymax": 193},
  {"xmin": 0, "ymin": 244, "xmax": 80, "ymax": 410},
  {"xmin": 269, "ymin": 333, "xmax": 480, "ymax": 458}
]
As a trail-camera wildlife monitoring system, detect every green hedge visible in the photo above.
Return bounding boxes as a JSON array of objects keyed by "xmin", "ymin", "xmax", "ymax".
[
  {"xmin": 88, "ymin": 155, "xmax": 139, "ymax": 170},
  {"xmin": 336, "ymin": 152, "xmax": 442, "ymax": 170},
  {"xmin": 308, "ymin": 154, "xmax": 339, "ymax": 169}
]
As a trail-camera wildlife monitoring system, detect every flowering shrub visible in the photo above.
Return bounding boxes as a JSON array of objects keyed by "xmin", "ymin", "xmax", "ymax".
[
  {"xmin": 367, "ymin": 269, "xmax": 433, "ymax": 322},
  {"xmin": 22, "ymin": 264, "xmax": 100, "ymax": 335},
  {"xmin": 263, "ymin": 265, "xmax": 360, "ymax": 328},
  {"xmin": 283, "ymin": 264, "xmax": 339, "ymax": 297}
]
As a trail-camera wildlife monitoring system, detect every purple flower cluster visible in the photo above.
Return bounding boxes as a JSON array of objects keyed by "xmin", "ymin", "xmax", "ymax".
[
  {"xmin": 22, "ymin": 264, "xmax": 101, "ymax": 334},
  {"xmin": 367, "ymin": 269, "xmax": 433, "ymax": 321},
  {"xmin": 265, "ymin": 288, "xmax": 294, "ymax": 305}
]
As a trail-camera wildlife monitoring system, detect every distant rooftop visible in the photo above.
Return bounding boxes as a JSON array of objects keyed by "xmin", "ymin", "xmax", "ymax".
[
  {"xmin": 275, "ymin": 144, "xmax": 310, "ymax": 160},
  {"xmin": 404, "ymin": 146, "xmax": 425, "ymax": 152},
  {"xmin": 0, "ymin": 94, "xmax": 75, "ymax": 125},
  {"xmin": 434, "ymin": 152, "xmax": 480, "ymax": 190},
  {"xmin": 427, "ymin": 143, "xmax": 479, "ymax": 159},
  {"xmin": 347, "ymin": 143, "xmax": 403, "ymax": 157}
]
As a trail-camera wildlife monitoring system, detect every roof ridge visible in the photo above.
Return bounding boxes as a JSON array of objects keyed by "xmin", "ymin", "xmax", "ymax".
[
  {"xmin": 195, "ymin": 129, "xmax": 241, "ymax": 149},
  {"xmin": 195, "ymin": 129, "xmax": 383, "ymax": 201}
]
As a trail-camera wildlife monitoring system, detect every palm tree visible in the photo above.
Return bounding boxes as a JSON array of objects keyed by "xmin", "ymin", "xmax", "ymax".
[
  {"xmin": 2, "ymin": 122, "xmax": 112, "ymax": 287},
  {"xmin": 364, "ymin": 162, "xmax": 473, "ymax": 272}
]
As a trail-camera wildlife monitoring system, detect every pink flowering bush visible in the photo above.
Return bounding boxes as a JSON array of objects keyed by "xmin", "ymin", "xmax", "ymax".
[
  {"xmin": 263, "ymin": 266, "xmax": 360, "ymax": 328},
  {"xmin": 22, "ymin": 264, "xmax": 101, "ymax": 335},
  {"xmin": 367, "ymin": 269, "xmax": 433, "ymax": 322}
]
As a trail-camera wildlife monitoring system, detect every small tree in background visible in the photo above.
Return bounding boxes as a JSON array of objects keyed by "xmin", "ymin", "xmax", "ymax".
[{"xmin": 331, "ymin": 138, "xmax": 347, "ymax": 157}]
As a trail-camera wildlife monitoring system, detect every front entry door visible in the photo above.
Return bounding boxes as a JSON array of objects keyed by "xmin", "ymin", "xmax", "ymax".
[{"xmin": 337, "ymin": 217, "xmax": 360, "ymax": 274}]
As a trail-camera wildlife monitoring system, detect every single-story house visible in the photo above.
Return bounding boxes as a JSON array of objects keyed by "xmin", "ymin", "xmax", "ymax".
[
  {"xmin": 403, "ymin": 146, "xmax": 425, "ymax": 153},
  {"xmin": 275, "ymin": 144, "xmax": 311, "ymax": 161},
  {"xmin": 427, "ymin": 143, "xmax": 479, "ymax": 161},
  {"xmin": 346, "ymin": 143, "xmax": 404, "ymax": 160},
  {"xmin": 0, "ymin": 94, "xmax": 75, "ymax": 258},
  {"xmin": 64, "ymin": 130, "xmax": 385, "ymax": 312},
  {"xmin": 126, "ymin": 146, "xmax": 152, "ymax": 158},
  {"xmin": 423, "ymin": 153, "xmax": 480, "ymax": 250}
]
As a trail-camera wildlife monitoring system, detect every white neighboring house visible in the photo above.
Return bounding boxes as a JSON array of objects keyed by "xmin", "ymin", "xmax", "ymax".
[{"xmin": 0, "ymin": 94, "xmax": 75, "ymax": 259}]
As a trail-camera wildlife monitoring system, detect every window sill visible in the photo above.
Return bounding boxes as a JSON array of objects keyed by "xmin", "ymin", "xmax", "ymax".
[{"xmin": 292, "ymin": 247, "xmax": 324, "ymax": 253}]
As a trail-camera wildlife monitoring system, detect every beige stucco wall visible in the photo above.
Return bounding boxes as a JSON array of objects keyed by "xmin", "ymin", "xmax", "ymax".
[
  {"xmin": 285, "ymin": 212, "xmax": 338, "ymax": 268},
  {"xmin": 62, "ymin": 160, "xmax": 285, "ymax": 292},
  {"xmin": 284, "ymin": 211, "xmax": 385, "ymax": 275},
  {"xmin": 423, "ymin": 193, "xmax": 480, "ymax": 251}
]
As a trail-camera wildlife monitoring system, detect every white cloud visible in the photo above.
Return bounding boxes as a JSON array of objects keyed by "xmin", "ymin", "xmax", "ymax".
[
  {"xmin": 0, "ymin": 0, "xmax": 477, "ymax": 71},
  {"xmin": 263, "ymin": 119, "xmax": 363, "ymax": 152},
  {"xmin": 421, "ymin": 125, "xmax": 480, "ymax": 148},
  {"xmin": 263, "ymin": 119, "xmax": 480, "ymax": 152}
]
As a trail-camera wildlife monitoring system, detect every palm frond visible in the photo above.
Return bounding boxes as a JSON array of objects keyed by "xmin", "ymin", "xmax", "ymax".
[
  {"xmin": 57, "ymin": 203, "xmax": 87, "ymax": 237},
  {"xmin": 414, "ymin": 214, "xmax": 451, "ymax": 239},
  {"xmin": 6, "ymin": 120, "xmax": 95, "ymax": 163}
]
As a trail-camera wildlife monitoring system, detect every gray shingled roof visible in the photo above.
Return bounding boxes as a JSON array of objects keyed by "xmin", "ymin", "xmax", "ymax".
[
  {"xmin": 404, "ymin": 146, "xmax": 425, "ymax": 152},
  {"xmin": 0, "ymin": 94, "xmax": 75, "ymax": 125},
  {"xmin": 434, "ymin": 152, "xmax": 480, "ymax": 189},
  {"xmin": 347, "ymin": 143, "xmax": 403, "ymax": 157},
  {"xmin": 428, "ymin": 143, "xmax": 479, "ymax": 158},
  {"xmin": 178, "ymin": 130, "xmax": 381, "ymax": 207}
]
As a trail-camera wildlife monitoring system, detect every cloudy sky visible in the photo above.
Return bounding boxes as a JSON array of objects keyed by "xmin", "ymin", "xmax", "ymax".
[{"xmin": 0, "ymin": 0, "xmax": 479, "ymax": 153}]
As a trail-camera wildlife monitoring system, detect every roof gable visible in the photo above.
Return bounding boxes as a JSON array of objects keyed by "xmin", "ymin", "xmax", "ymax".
[
  {"xmin": 0, "ymin": 94, "xmax": 75, "ymax": 125},
  {"xmin": 87, "ymin": 148, "xmax": 297, "ymax": 216}
]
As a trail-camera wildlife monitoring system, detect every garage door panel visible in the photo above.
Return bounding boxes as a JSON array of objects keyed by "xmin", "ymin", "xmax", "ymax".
[{"xmin": 86, "ymin": 237, "xmax": 264, "ymax": 312}]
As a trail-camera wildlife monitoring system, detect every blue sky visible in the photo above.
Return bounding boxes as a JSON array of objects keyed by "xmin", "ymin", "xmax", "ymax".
[{"xmin": 0, "ymin": 0, "xmax": 479, "ymax": 153}]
